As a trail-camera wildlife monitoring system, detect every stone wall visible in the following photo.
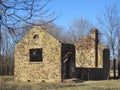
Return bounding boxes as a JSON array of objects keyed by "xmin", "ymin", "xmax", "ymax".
[
  {"xmin": 103, "ymin": 49, "xmax": 110, "ymax": 79},
  {"xmin": 76, "ymin": 49, "xmax": 110, "ymax": 80},
  {"xmin": 75, "ymin": 29, "xmax": 104, "ymax": 68},
  {"xmin": 75, "ymin": 28, "xmax": 110, "ymax": 80},
  {"xmin": 76, "ymin": 35, "xmax": 96, "ymax": 67},
  {"xmin": 14, "ymin": 26, "xmax": 62, "ymax": 83},
  {"xmin": 75, "ymin": 68, "xmax": 104, "ymax": 80},
  {"xmin": 75, "ymin": 48, "xmax": 110, "ymax": 80}
]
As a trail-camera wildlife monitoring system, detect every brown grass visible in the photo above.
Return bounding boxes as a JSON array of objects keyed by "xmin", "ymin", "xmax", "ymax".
[{"xmin": 0, "ymin": 76, "xmax": 120, "ymax": 90}]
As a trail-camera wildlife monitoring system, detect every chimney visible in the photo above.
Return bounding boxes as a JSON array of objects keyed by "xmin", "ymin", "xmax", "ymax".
[
  {"xmin": 90, "ymin": 28, "xmax": 99, "ymax": 67},
  {"xmin": 90, "ymin": 28, "xmax": 98, "ymax": 42}
]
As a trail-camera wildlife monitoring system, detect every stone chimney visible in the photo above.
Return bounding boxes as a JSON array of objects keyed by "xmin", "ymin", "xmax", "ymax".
[
  {"xmin": 90, "ymin": 28, "xmax": 98, "ymax": 41},
  {"xmin": 90, "ymin": 28, "xmax": 99, "ymax": 67}
]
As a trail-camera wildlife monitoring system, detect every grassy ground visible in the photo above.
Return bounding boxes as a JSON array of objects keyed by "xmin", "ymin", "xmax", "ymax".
[{"xmin": 0, "ymin": 76, "xmax": 120, "ymax": 90}]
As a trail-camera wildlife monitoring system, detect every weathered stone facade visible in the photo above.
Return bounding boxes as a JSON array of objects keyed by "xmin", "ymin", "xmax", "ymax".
[
  {"xmin": 14, "ymin": 26, "xmax": 62, "ymax": 83},
  {"xmin": 75, "ymin": 29, "xmax": 105, "ymax": 68},
  {"xmin": 75, "ymin": 28, "xmax": 110, "ymax": 80},
  {"xmin": 75, "ymin": 49, "xmax": 110, "ymax": 80}
]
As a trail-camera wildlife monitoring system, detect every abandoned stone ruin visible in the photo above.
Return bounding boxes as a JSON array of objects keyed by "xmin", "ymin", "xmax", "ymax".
[{"xmin": 14, "ymin": 26, "xmax": 110, "ymax": 83}]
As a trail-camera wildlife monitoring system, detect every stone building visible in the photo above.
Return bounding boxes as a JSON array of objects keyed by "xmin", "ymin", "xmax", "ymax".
[
  {"xmin": 14, "ymin": 26, "xmax": 75, "ymax": 83},
  {"xmin": 14, "ymin": 26, "xmax": 110, "ymax": 83},
  {"xmin": 75, "ymin": 28, "xmax": 110, "ymax": 80}
]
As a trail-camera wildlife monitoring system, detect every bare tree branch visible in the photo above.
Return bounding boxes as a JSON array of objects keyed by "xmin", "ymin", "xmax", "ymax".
[
  {"xmin": 96, "ymin": 5, "xmax": 120, "ymax": 78},
  {"xmin": 67, "ymin": 17, "xmax": 93, "ymax": 43}
]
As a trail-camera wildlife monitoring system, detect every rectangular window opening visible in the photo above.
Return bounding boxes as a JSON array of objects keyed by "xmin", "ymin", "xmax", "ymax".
[{"xmin": 29, "ymin": 48, "xmax": 43, "ymax": 62}]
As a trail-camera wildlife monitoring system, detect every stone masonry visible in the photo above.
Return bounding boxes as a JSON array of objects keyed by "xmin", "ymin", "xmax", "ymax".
[
  {"xmin": 75, "ymin": 28, "xmax": 105, "ymax": 68},
  {"xmin": 14, "ymin": 26, "xmax": 62, "ymax": 83},
  {"xmin": 75, "ymin": 28, "xmax": 110, "ymax": 80},
  {"xmin": 14, "ymin": 26, "xmax": 110, "ymax": 82}
]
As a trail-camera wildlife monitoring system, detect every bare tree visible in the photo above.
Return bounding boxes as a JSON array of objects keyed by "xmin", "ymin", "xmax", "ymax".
[
  {"xmin": 38, "ymin": 23, "xmax": 63, "ymax": 41},
  {"xmin": 0, "ymin": 0, "xmax": 57, "ymax": 75},
  {"xmin": 0, "ymin": 0, "xmax": 57, "ymax": 50},
  {"xmin": 67, "ymin": 17, "xmax": 93, "ymax": 44},
  {"xmin": 0, "ymin": 29, "xmax": 14, "ymax": 75},
  {"xmin": 96, "ymin": 5, "xmax": 120, "ymax": 79},
  {"xmin": 118, "ymin": 33, "xmax": 120, "ymax": 78},
  {"xmin": 0, "ymin": 0, "xmax": 57, "ymax": 41}
]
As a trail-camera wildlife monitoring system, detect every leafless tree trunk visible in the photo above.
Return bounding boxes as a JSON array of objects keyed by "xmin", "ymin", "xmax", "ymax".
[
  {"xmin": 97, "ymin": 5, "xmax": 120, "ymax": 79},
  {"xmin": 0, "ymin": 30, "xmax": 14, "ymax": 75},
  {"xmin": 118, "ymin": 35, "xmax": 120, "ymax": 78}
]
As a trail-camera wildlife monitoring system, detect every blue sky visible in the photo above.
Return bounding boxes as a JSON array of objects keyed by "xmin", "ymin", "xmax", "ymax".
[{"xmin": 48, "ymin": 0, "xmax": 120, "ymax": 29}]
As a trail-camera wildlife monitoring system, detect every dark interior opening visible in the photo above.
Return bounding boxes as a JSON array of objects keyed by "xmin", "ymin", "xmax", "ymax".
[
  {"xmin": 29, "ymin": 48, "xmax": 43, "ymax": 62},
  {"xmin": 61, "ymin": 44, "xmax": 75, "ymax": 81},
  {"xmin": 63, "ymin": 54, "xmax": 72, "ymax": 79}
]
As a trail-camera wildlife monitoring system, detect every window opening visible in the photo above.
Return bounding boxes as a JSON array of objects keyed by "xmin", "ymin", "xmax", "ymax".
[{"xmin": 29, "ymin": 48, "xmax": 43, "ymax": 62}]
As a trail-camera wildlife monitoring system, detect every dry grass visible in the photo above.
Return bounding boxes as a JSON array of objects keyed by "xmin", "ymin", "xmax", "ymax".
[{"xmin": 0, "ymin": 76, "xmax": 120, "ymax": 90}]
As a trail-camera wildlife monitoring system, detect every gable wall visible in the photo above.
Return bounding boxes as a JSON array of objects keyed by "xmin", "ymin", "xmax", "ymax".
[
  {"xmin": 76, "ymin": 40, "xmax": 96, "ymax": 67},
  {"xmin": 14, "ymin": 26, "xmax": 62, "ymax": 83},
  {"xmin": 75, "ymin": 29, "xmax": 110, "ymax": 80},
  {"xmin": 76, "ymin": 29, "xmax": 104, "ymax": 68}
]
